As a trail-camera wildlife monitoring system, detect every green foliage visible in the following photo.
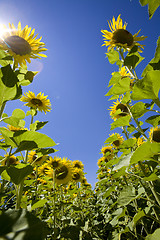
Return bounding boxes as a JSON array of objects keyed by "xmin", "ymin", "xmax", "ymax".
[{"xmin": 139, "ymin": 0, "xmax": 160, "ymax": 19}]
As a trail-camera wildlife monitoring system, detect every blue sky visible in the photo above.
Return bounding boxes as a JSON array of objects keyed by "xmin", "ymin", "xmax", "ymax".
[{"xmin": 0, "ymin": 0, "xmax": 160, "ymax": 187}]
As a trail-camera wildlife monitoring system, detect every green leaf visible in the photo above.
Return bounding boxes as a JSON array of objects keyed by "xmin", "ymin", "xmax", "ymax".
[
  {"xmin": 106, "ymin": 49, "xmax": 119, "ymax": 64},
  {"xmin": 131, "ymin": 102, "xmax": 147, "ymax": 119},
  {"xmin": 0, "ymin": 209, "xmax": 49, "ymax": 240},
  {"xmin": 0, "ymin": 50, "xmax": 13, "ymax": 67},
  {"xmin": 106, "ymin": 77, "xmax": 130, "ymax": 96},
  {"xmin": 36, "ymin": 148, "xmax": 56, "ymax": 156},
  {"xmin": 117, "ymin": 186, "xmax": 135, "ymax": 206},
  {"xmin": 139, "ymin": 0, "xmax": 148, "ymax": 6},
  {"xmin": 30, "ymin": 121, "xmax": 48, "ymax": 131},
  {"xmin": 13, "ymin": 130, "xmax": 56, "ymax": 153},
  {"xmin": 133, "ymin": 210, "xmax": 145, "ymax": 226},
  {"xmin": 113, "ymin": 152, "xmax": 133, "ymax": 171},
  {"xmin": 31, "ymin": 199, "xmax": 47, "ymax": 210},
  {"xmin": 130, "ymin": 142, "xmax": 160, "ymax": 164},
  {"xmin": 12, "ymin": 109, "xmax": 25, "ymax": 119},
  {"xmin": 0, "ymin": 127, "xmax": 17, "ymax": 147},
  {"xmin": 108, "ymin": 72, "xmax": 121, "ymax": 87},
  {"xmin": 131, "ymin": 70, "xmax": 160, "ymax": 100},
  {"xmin": 143, "ymin": 172, "xmax": 159, "ymax": 181},
  {"xmin": 124, "ymin": 46, "xmax": 144, "ymax": 69},
  {"xmin": 146, "ymin": 115, "xmax": 160, "ymax": 127},
  {"xmin": 148, "ymin": 0, "xmax": 160, "ymax": 19},
  {"xmin": 142, "ymin": 37, "xmax": 160, "ymax": 76},
  {"xmin": 0, "ymin": 65, "xmax": 19, "ymax": 106},
  {"xmin": 146, "ymin": 228, "xmax": 160, "ymax": 240},
  {"xmin": 6, "ymin": 163, "xmax": 33, "ymax": 185},
  {"xmin": 110, "ymin": 115, "xmax": 131, "ymax": 130},
  {"xmin": 119, "ymin": 138, "xmax": 137, "ymax": 149},
  {"xmin": 16, "ymin": 69, "xmax": 37, "ymax": 86},
  {"xmin": 0, "ymin": 166, "xmax": 6, "ymax": 175}
]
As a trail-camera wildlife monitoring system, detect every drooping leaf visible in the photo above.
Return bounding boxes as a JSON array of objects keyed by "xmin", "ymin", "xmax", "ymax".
[
  {"xmin": 130, "ymin": 102, "xmax": 147, "ymax": 119},
  {"xmin": 106, "ymin": 77, "xmax": 130, "ymax": 96},
  {"xmin": 0, "ymin": 209, "xmax": 49, "ymax": 240},
  {"xmin": 110, "ymin": 115, "xmax": 131, "ymax": 130},
  {"xmin": 108, "ymin": 72, "xmax": 121, "ymax": 87},
  {"xmin": 133, "ymin": 210, "xmax": 145, "ymax": 227},
  {"xmin": 143, "ymin": 172, "xmax": 159, "ymax": 181},
  {"xmin": 146, "ymin": 228, "xmax": 160, "ymax": 240},
  {"xmin": 117, "ymin": 186, "xmax": 135, "ymax": 206},
  {"xmin": 130, "ymin": 142, "xmax": 160, "ymax": 164},
  {"xmin": 142, "ymin": 37, "xmax": 160, "ymax": 76},
  {"xmin": 31, "ymin": 199, "xmax": 48, "ymax": 210},
  {"xmin": 146, "ymin": 115, "xmax": 160, "ymax": 127},
  {"xmin": 131, "ymin": 70, "xmax": 160, "ymax": 101},
  {"xmin": 6, "ymin": 163, "xmax": 33, "ymax": 185},
  {"xmin": 12, "ymin": 130, "xmax": 56, "ymax": 153},
  {"xmin": 106, "ymin": 49, "xmax": 119, "ymax": 64},
  {"xmin": 124, "ymin": 46, "xmax": 144, "ymax": 69},
  {"xmin": 30, "ymin": 121, "xmax": 48, "ymax": 131},
  {"xmin": 113, "ymin": 152, "xmax": 133, "ymax": 171},
  {"xmin": 0, "ymin": 65, "xmax": 19, "ymax": 106}
]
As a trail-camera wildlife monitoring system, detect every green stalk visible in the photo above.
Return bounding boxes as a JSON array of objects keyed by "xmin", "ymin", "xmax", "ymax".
[
  {"xmin": 15, "ymin": 114, "xmax": 34, "ymax": 209},
  {"xmin": 138, "ymin": 162, "xmax": 160, "ymax": 207},
  {"xmin": 0, "ymin": 102, "xmax": 6, "ymax": 119}
]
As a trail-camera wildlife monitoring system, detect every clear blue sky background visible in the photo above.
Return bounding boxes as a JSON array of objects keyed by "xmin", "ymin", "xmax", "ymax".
[{"xmin": 0, "ymin": 0, "xmax": 160, "ymax": 187}]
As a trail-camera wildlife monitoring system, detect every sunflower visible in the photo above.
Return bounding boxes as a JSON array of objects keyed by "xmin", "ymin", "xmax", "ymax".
[
  {"xmin": 1, "ymin": 154, "xmax": 19, "ymax": 166},
  {"xmin": 101, "ymin": 14, "xmax": 147, "ymax": 52},
  {"xmin": 28, "ymin": 151, "xmax": 47, "ymax": 166},
  {"xmin": 109, "ymin": 99, "xmax": 129, "ymax": 120},
  {"xmin": 149, "ymin": 126, "xmax": 160, "ymax": 143},
  {"xmin": 20, "ymin": 91, "xmax": 51, "ymax": 114},
  {"xmin": 101, "ymin": 146, "xmax": 114, "ymax": 161},
  {"xmin": 7, "ymin": 125, "xmax": 27, "ymax": 132},
  {"xmin": 97, "ymin": 157, "xmax": 106, "ymax": 167},
  {"xmin": 46, "ymin": 157, "xmax": 73, "ymax": 185},
  {"xmin": 137, "ymin": 136, "xmax": 145, "ymax": 147},
  {"xmin": 47, "ymin": 156, "xmax": 62, "ymax": 169},
  {"xmin": 110, "ymin": 133, "xmax": 124, "ymax": 148},
  {"xmin": 0, "ymin": 22, "xmax": 47, "ymax": 67},
  {"xmin": 38, "ymin": 163, "xmax": 50, "ymax": 176},
  {"xmin": 72, "ymin": 168, "xmax": 84, "ymax": 183},
  {"xmin": 72, "ymin": 160, "xmax": 84, "ymax": 170}
]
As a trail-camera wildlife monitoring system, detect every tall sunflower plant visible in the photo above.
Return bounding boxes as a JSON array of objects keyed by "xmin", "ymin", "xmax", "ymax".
[
  {"xmin": 0, "ymin": 23, "xmax": 56, "ymax": 211},
  {"xmin": 95, "ymin": 13, "xmax": 160, "ymax": 239},
  {"xmin": 0, "ymin": 22, "xmax": 94, "ymax": 240}
]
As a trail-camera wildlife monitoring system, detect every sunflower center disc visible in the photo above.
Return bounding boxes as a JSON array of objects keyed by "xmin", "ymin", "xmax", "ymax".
[
  {"xmin": 113, "ymin": 29, "xmax": 134, "ymax": 47},
  {"xmin": 73, "ymin": 173, "xmax": 80, "ymax": 180},
  {"xmin": 152, "ymin": 130, "xmax": 160, "ymax": 142},
  {"xmin": 30, "ymin": 98, "xmax": 43, "ymax": 106},
  {"xmin": 5, "ymin": 35, "xmax": 32, "ymax": 55},
  {"xmin": 113, "ymin": 140, "xmax": 120, "ymax": 147},
  {"xmin": 116, "ymin": 103, "xmax": 129, "ymax": 116},
  {"xmin": 56, "ymin": 166, "xmax": 68, "ymax": 180}
]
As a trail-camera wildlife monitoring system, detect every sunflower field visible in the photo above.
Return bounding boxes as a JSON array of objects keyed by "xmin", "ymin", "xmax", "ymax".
[{"xmin": 0, "ymin": 1, "xmax": 160, "ymax": 240}]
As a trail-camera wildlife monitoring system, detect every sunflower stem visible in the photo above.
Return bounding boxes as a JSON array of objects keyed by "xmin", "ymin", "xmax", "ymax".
[
  {"xmin": 119, "ymin": 48, "xmax": 136, "ymax": 79},
  {"xmin": 138, "ymin": 162, "xmax": 160, "ymax": 207},
  {"xmin": 0, "ymin": 102, "xmax": 6, "ymax": 119}
]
